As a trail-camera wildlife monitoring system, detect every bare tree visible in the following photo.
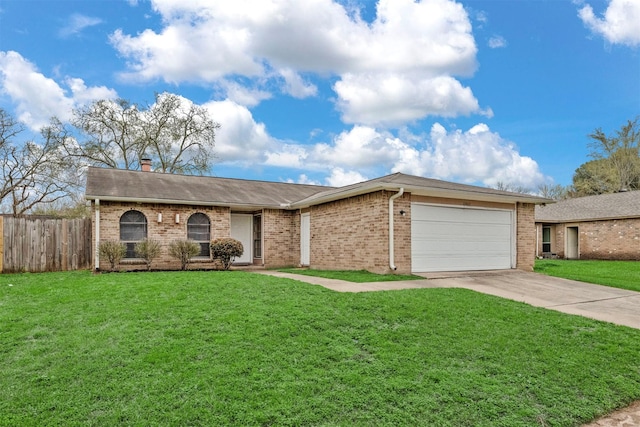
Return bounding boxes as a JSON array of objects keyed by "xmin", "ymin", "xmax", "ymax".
[
  {"xmin": 537, "ymin": 183, "xmax": 570, "ymax": 200},
  {"xmin": 68, "ymin": 92, "xmax": 219, "ymax": 175},
  {"xmin": 68, "ymin": 99, "xmax": 142, "ymax": 170},
  {"xmin": 0, "ymin": 109, "xmax": 79, "ymax": 215},
  {"xmin": 140, "ymin": 93, "xmax": 219, "ymax": 174},
  {"xmin": 493, "ymin": 181, "xmax": 532, "ymax": 194},
  {"xmin": 587, "ymin": 117, "xmax": 640, "ymax": 192}
]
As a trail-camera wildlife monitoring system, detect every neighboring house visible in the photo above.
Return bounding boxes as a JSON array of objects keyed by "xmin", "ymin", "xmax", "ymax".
[
  {"xmin": 535, "ymin": 191, "xmax": 640, "ymax": 260},
  {"xmin": 85, "ymin": 164, "xmax": 549, "ymax": 274}
]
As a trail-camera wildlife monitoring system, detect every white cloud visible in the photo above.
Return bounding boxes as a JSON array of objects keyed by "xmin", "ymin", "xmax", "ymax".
[
  {"xmin": 203, "ymin": 99, "xmax": 273, "ymax": 163},
  {"xmin": 310, "ymin": 125, "xmax": 408, "ymax": 169},
  {"xmin": 488, "ymin": 35, "xmax": 507, "ymax": 49},
  {"xmin": 392, "ymin": 123, "xmax": 546, "ymax": 189},
  {"xmin": 578, "ymin": 0, "xmax": 640, "ymax": 46},
  {"xmin": 0, "ymin": 51, "xmax": 117, "ymax": 130},
  {"xmin": 263, "ymin": 122, "xmax": 546, "ymax": 189},
  {"xmin": 325, "ymin": 167, "xmax": 368, "ymax": 187},
  {"xmin": 219, "ymin": 80, "xmax": 272, "ymax": 107},
  {"xmin": 293, "ymin": 174, "xmax": 322, "ymax": 185},
  {"xmin": 0, "ymin": 51, "xmax": 72, "ymax": 128},
  {"xmin": 334, "ymin": 73, "xmax": 485, "ymax": 126},
  {"xmin": 59, "ymin": 13, "xmax": 102, "ymax": 38},
  {"xmin": 265, "ymin": 144, "xmax": 307, "ymax": 168},
  {"xmin": 65, "ymin": 78, "xmax": 118, "ymax": 104},
  {"xmin": 111, "ymin": 0, "xmax": 485, "ymax": 125},
  {"xmin": 278, "ymin": 68, "xmax": 318, "ymax": 99},
  {"xmin": 475, "ymin": 10, "xmax": 488, "ymax": 25}
]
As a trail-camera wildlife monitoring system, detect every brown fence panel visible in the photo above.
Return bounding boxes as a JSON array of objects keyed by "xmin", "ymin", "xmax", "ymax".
[{"xmin": 2, "ymin": 216, "xmax": 92, "ymax": 273}]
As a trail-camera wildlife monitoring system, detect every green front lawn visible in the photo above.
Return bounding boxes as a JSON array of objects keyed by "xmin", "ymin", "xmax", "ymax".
[
  {"xmin": 2, "ymin": 270, "xmax": 640, "ymax": 426},
  {"xmin": 277, "ymin": 268, "xmax": 421, "ymax": 282},
  {"xmin": 535, "ymin": 259, "xmax": 640, "ymax": 292}
]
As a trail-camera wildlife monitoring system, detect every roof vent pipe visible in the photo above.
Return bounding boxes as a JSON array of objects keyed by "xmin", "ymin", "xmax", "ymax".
[{"xmin": 389, "ymin": 187, "xmax": 404, "ymax": 271}]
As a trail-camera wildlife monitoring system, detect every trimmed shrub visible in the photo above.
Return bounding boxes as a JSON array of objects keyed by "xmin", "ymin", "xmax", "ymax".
[
  {"xmin": 98, "ymin": 240, "xmax": 126, "ymax": 272},
  {"xmin": 168, "ymin": 240, "xmax": 201, "ymax": 271},
  {"xmin": 210, "ymin": 238, "xmax": 244, "ymax": 270},
  {"xmin": 134, "ymin": 239, "xmax": 161, "ymax": 271}
]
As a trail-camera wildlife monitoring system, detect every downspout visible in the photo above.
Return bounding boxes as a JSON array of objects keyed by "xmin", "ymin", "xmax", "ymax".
[
  {"xmin": 94, "ymin": 199, "xmax": 100, "ymax": 271},
  {"xmin": 388, "ymin": 188, "xmax": 404, "ymax": 271},
  {"xmin": 535, "ymin": 222, "xmax": 539, "ymax": 259}
]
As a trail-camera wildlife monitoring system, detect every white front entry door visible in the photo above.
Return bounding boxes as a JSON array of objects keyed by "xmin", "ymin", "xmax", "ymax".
[
  {"xmin": 300, "ymin": 213, "xmax": 310, "ymax": 266},
  {"xmin": 230, "ymin": 214, "xmax": 252, "ymax": 264},
  {"xmin": 566, "ymin": 227, "xmax": 579, "ymax": 259}
]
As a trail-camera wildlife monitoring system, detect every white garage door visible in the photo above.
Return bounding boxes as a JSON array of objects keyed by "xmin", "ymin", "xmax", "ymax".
[{"xmin": 411, "ymin": 204, "xmax": 513, "ymax": 272}]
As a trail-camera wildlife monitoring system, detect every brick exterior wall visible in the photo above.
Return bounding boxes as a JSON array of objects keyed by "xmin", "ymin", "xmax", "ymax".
[
  {"xmin": 308, "ymin": 190, "xmax": 411, "ymax": 274},
  {"xmin": 262, "ymin": 209, "xmax": 299, "ymax": 268},
  {"xmin": 539, "ymin": 218, "xmax": 640, "ymax": 260},
  {"xmin": 516, "ymin": 202, "xmax": 536, "ymax": 271},
  {"xmin": 393, "ymin": 194, "xmax": 412, "ymax": 274},
  {"xmin": 91, "ymin": 193, "xmax": 540, "ymax": 274},
  {"xmin": 92, "ymin": 201, "xmax": 230, "ymax": 271},
  {"xmin": 580, "ymin": 219, "xmax": 640, "ymax": 259}
]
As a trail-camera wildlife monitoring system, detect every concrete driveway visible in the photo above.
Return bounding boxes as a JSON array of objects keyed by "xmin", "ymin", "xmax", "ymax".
[{"xmin": 257, "ymin": 269, "xmax": 640, "ymax": 330}]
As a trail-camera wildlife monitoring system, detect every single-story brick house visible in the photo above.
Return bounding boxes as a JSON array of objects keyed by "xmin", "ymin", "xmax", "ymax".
[
  {"xmin": 535, "ymin": 191, "xmax": 640, "ymax": 260},
  {"xmin": 85, "ymin": 164, "xmax": 549, "ymax": 273}
]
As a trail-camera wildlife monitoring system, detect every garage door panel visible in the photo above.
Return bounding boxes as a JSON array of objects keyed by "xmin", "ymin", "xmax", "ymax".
[
  {"xmin": 413, "ymin": 254, "xmax": 510, "ymax": 272},
  {"xmin": 413, "ymin": 204, "xmax": 510, "ymax": 222},
  {"xmin": 411, "ymin": 204, "xmax": 513, "ymax": 272}
]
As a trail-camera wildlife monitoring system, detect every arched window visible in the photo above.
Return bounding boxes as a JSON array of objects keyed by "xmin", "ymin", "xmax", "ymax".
[
  {"xmin": 120, "ymin": 210, "xmax": 147, "ymax": 258},
  {"xmin": 188, "ymin": 213, "xmax": 211, "ymax": 257}
]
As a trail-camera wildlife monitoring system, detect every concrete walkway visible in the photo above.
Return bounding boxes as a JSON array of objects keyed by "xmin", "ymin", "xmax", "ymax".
[{"xmin": 256, "ymin": 269, "xmax": 640, "ymax": 330}]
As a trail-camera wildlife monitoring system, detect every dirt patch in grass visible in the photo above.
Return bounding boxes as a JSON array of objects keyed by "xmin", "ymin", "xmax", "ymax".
[{"xmin": 583, "ymin": 400, "xmax": 640, "ymax": 426}]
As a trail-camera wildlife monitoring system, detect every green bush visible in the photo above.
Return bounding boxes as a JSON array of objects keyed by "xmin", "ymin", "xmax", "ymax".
[
  {"xmin": 210, "ymin": 238, "xmax": 244, "ymax": 270},
  {"xmin": 168, "ymin": 240, "xmax": 201, "ymax": 270},
  {"xmin": 134, "ymin": 239, "xmax": 161, "ymax": 271},
  {"xmin": 98, "ymin": 240, "xmax": 126, "ymax": 272}
]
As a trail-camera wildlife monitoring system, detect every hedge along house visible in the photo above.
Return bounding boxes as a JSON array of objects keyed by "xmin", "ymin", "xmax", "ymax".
[
  {"xmin": 535, "ymin": 191, "xmax": 640, "ymax": 260},
  {"xmin": 85, "ymin": 165, "xmax": 550, "ymax": 273}
]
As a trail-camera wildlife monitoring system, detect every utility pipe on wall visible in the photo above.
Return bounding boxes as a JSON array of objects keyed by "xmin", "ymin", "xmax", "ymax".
[
  {"xmin": 388, "ymin": 188, "xmax": 404, "ymax": 271},
  {"xmin": 94, "ymin": 199, "xmax": 100, "ymax": 271}
]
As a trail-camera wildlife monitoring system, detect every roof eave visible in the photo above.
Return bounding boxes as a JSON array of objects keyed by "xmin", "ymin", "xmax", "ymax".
[
  {"xmin": 290, "ymin": 183, "xmax": 552, "ymax": 208},
  {"xmin": 536, "ymin": 215, "xmax": 640, "ymax": 223},
  {"xmin": 395, "ymin": 185, "xmax": 552, "ymax": 205},
  {"xmin": 84, "ymin": 194, "xmax": 284, "ymax": 211}
]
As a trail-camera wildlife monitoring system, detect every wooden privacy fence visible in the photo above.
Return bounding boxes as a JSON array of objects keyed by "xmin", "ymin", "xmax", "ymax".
[{"xmin": 1, "ymin": 216, "xmax": 92, "ymax": 273}]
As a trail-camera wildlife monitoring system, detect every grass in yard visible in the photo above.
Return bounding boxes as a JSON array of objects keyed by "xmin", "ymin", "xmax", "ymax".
[
  {"xmin": 277, "ymin": 268, "xmax": 422, "ymax": 282},
  {"xmin": 2, "ymin": 270, "xmax": 640, "ymax": 426},
  {"xmin": 535, "ymin": 259, "xmax": 640, "ymax": 292}
]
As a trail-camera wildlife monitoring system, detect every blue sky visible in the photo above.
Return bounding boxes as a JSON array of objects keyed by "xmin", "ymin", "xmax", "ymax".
[{"xmin": 0, "ymin": 0, "xmax": 638, "ymax": 189}]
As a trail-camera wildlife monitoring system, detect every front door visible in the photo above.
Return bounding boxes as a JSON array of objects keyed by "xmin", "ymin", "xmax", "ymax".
[
  {"xmin": 230, "ymin": 214, "xmax": 252, "ymax": 264},
  {"xmin": 566, "ymin": 226, "xmax": 579, "ymax": 259}
]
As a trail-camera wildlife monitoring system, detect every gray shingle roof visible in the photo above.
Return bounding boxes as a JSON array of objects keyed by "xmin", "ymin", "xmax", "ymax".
[
  {"xmin": 85, "ymin": 167, "xmax": 550, "ymax": 209},
  {"xmin": 85, "ymin": 167, "xmax": 330, "ymax": 209},
  {"xmin": 535, "ymin": 191, "xmax": 640, "ymax": 222},
  {"xmin": 293, "ymin": 172, "xmax": 550, "ymax": 206}
]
